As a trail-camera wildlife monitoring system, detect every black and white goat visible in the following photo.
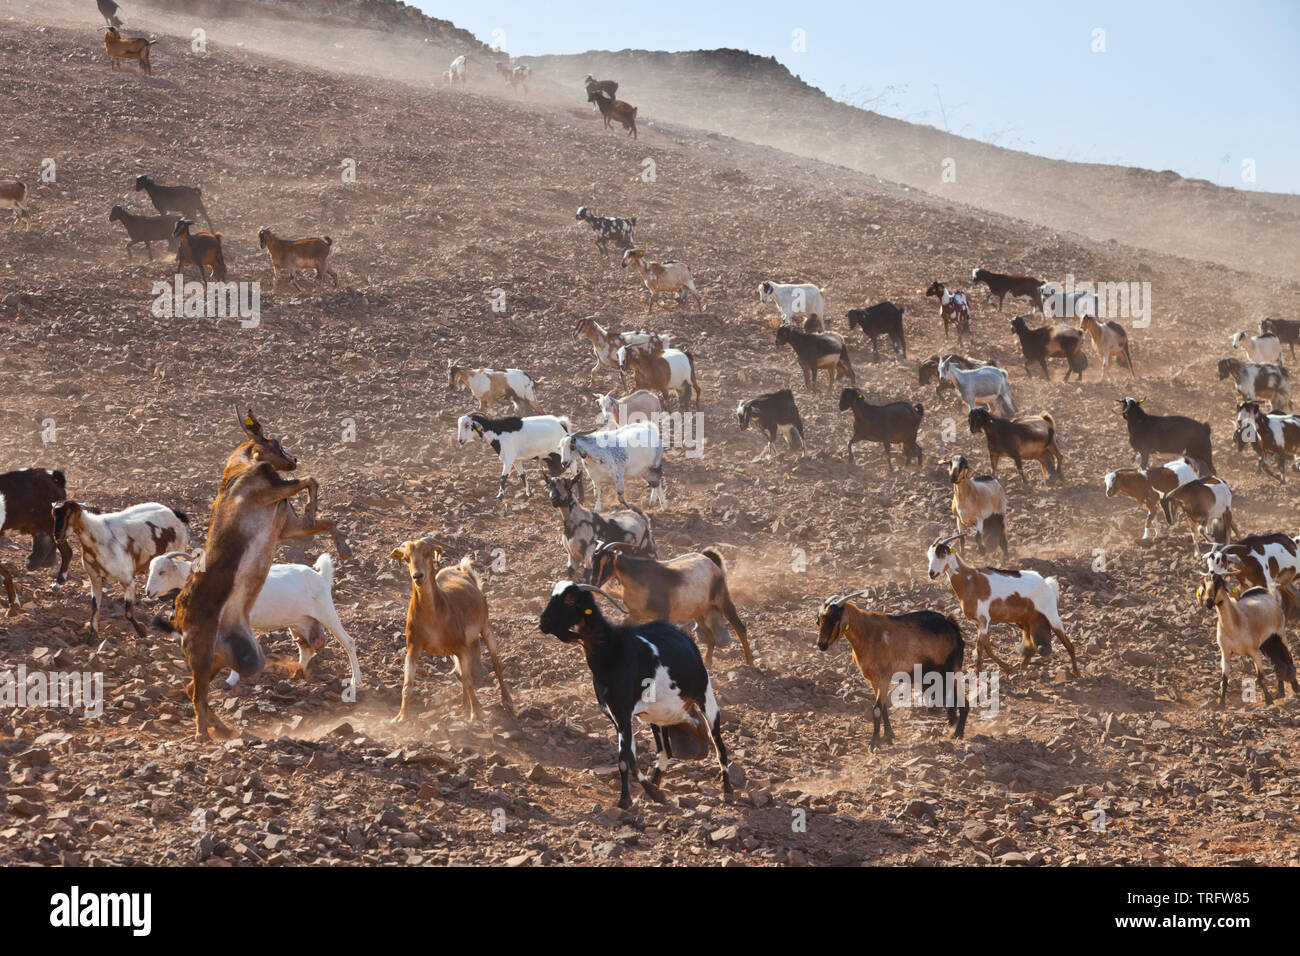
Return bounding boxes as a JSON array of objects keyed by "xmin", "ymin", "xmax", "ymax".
[
  {"xmin": 456, "ymin": 412, "xmax": 570, "ymax": 498},
  {"xmin": 1217, "ymin": 358, "xmax": 1290, "ymax": 410},
  {"xmin": 1234, "ymin": 401, "xmax": 1300, "ymax": 481},
  {"xmin": 736, "ymin": 388, "xmax": 805, "ymax": 460},
  {"xmin": 575, "ymin": 206, "xmax": 636, "ymax": 256},
  {"xmin": 539, "ymin": 580, "xmax": 733, "ymax": 809},
  {"xmin": 544, "ymin": 474, "xmax": 655, "ymax": 578}
]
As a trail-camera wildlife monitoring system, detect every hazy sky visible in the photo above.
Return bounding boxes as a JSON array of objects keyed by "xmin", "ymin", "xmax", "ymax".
[{"xmin": 418, "ymin": 0, "xmax": 1299, "ymax": 195}]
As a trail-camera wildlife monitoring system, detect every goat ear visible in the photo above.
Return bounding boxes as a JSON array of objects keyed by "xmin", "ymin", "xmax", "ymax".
[
  {"xmin": 239, "ymin": 407, "xmax": 263, "ymax": 436},
  {"xmin": 389, "ymin": 545, "xmax": 409, "ymax": 561}
]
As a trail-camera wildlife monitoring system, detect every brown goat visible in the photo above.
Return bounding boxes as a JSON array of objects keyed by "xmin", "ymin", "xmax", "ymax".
[
  {"xmin": 173, "ymin": 219, "xmax": 227, "ymax": 288},
  {"xmin": 104, "ymin": 28, "xmax": 155, "ymax": 74},
  {"xmin": 258, "ymin": 227, "xmax": 338, "ymax": 291},
  {"xmin": 390, "ymin": 536, "xmax": 512, "ymax": 722},
  {"xmin": 0, "ymin": 180, "xmax": 30, "ymax": 228},
  {"xmin": 589, "ymin": 89, "xmax": 637, "ymax": 137},
  {"xmin": 172, "ymin": 410, "xmax": 334, "ymax": 740}
]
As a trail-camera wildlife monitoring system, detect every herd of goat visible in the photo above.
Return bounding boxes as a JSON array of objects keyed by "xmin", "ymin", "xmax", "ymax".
[{"xmin": 3, "ymin": 26, "xmax": 1300, "ymax": 810}]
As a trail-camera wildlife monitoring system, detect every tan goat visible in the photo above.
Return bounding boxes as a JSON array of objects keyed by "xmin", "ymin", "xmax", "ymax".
[
  {"xmin": 390, "ymin": 536, "xmax": 512, "ymax": 723},
  {"xmin": 258, "ymin": 227, "xmax": 338, "ymax": 291},
  {"xmin": 1081, "ymin": 315, "xmax": 1135, "ymax": 379},
  {"xmin": 621, "ymin": 249, "xmax": 702, "ymax": 312},
  {"xmin": 104, "ymin": 28, "xmax": 155, "ymax": 74},
  {"xmin": 173, "ymin": 219, "xmax": 226, "ymax": 289},
  {"xmin": 942, "ymin": 455, "xmax": 1008, "ymax": 557}
]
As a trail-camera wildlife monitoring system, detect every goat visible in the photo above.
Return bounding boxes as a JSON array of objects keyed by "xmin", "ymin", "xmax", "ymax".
[
  {"xmin": 1118, "ymin": 397, "xmax": 1214, "ymax": 472},
  {"xmin": 1160, "ymin": 477, "xmax": 1236, "ymax": 555},
  {"xmin": 970, "ymin": 268, "xmax": 1044, "ymax": 312},
  {"xmin": 447, "ymin": 54, "xmax": 468, "ymax": 85},
  {"xmin": 559, "ymin": 422, "xmax": 665, "ymax": 510},
  {"xmin": 1235, "ymin": 401, "xmax": 1300, "ymax": 481},
  {"xmin": 759, "ymin": 281, "xmax": 826, "ymax": 330},
  {"xmin": 1204, "ymin": 533, "xmax": 1300, "ymax": 595},
  {"xmin": 98, "ymin": 0, "xmax": 126, "ymax": 29},
  {"xmin": 456, "ymin": 412, "xmax": 570, "ymax": 499},
  {"xmin": 816, "ymin": 592, "xmax": 968, "ymax": 747},
  {"xmin": 940, "ymin": 358, "xmax": 1014, "ymax": 416},
  {"xmin": 544, "ymin": 474, "xmax": 655, "ymax": 577},
  {"xmin": 1198, "ymin": 573, "xmax": 1298, "ymax": 704},
  {"xmin": 591, "ymin": 541, "xmax": 752, "ymax": 666},
  {"xmin": 928, "ymin": 534, "xmax": 1079, "ymax": 676},
  {"xmin": 924, "ymin": 281, "xmax": 972, "ymax": 343},
  {"xmin": 621, "ymin": 249, "xmax": 701, "ymax": 311},
  {"xmin": 147, "ymin": 551, "xmax": 360, "ymax": 689},
  {"xmin": 0, "ymin": 181, "xmax": 30, "ymax": 228},
  {"xmin": 257, "ymin": 228, "xmax": 338, "ymax": 290},
  {"xmin": 583, "ymin": 74, "xmax": 618, "ymax": 103},
  {"xmin": 109, "ymin": 205, "xmax": 177, "ymax": 260},
  {"xmin": 1081, "ymin": 315, "xmax": 1135, "ymax": 379},
  {"xmin": 134, "ymin": 175, "xmax": 211, "ymax": 230},
  {"xmin": 736, "ymin": 388, "xmax": 805, "ymax": 460},
  {"xmin": 1102, "ymin": 458, "xmax": 1199, "ymax": 539},
  {"xmin": 918, "ymin": 353, "xmax": 986, "ymax": 392},
  {"xmin": 837, "ymin": 387, "xmax": 923, "ymax": 468},
  {"xmin": 104, "ymin": 27, "xmax": 154, "ymax": 75},
  {"xmin": 495, "ymin": 60, "xmax": 530, "ymax": 95},
  {"xmin": 968, "ymin": 408, "xmax": 1062, "ymax": 484},
  {"xmin": 597, "ymin": 389, "xmax": 662, "ymax": 429},
  {"xmin": 51, "ymin": 500, "xmax": 189, "ymax": 639},
  {"xmin": 390, "ymin": 537, "xmax": 512, "ymax": 722},
  {"xmin": 574, "ymin": 317, "xmax": 670, "ymax": 388},
  {"xmin": 447, "ymin": 362, "xmax": 540, "ymax": 414},
  {"xmin": 942, "ymin": 454, "xmax": 1008, "ymax": 557},
  {"xmin": 1259, "ymin": 317, "xmax": 1300, "ymax": 357},
  {"xmin": 169, "ymin": 409, "xmax": 347, "ymax": 739},
  {"xmin": 1009, "ymin": 315, "xmax": 1087, "ymax": 381},
  {"xmin": 588, "ymin": 89, "xmax": 637, "ymax": 138},
  {"xmin": 0, "ymin": 467, "xmax": 73, "ymax": 583},
  {"xmin": 775, "ymin": 324, "xmax": 854, "ymax": 391},
  {"xmin": 172, "ymin": 219, "xmax": 227, "ymax": 289},
  {"xmin": 1041, "ymin": 285, "xmax": 1098, "ymax": 322},
  {"xmin": 539, "ymin": 580, "xmax": 732, "ymax": 809},
  {"xmin": 617, "ymin": 343, "xmax": 700, "ymax": 409},
  {"xmin": 575, "ymin": 206, "xmax": 636, "ymax": 256},
  {"xmin": 1231, "ymin": 330, "xmax": 1282, "ymax": 366},
  {"xmin": 846, "ymin": 302, "xmax": 906, "ymax": 361},
  {"xmin": 1217, "ymin": 358, "xmax": 1290, "ymax": 410}
]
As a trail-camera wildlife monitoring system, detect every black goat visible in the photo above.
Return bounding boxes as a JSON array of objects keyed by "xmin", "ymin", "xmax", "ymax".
[
  {"xmin": 1009, "ymin": 315, "xmax": 1087, "ymax": 381},
  {"xmin": 1118, "ymin": 397, "xmax": 1214, "ymax": 472},
  {"xmin": 0, "ymin": 468, "xmax": 73, "ymax": 582},
  {"xmin": 837, "ymin": 387, "xmax": 923, "ymax": 468},
  {"xmin": 1260, "ymin": 317, "xmax": 1300, "ymax": 357},
  {"xmin": 968, "ymin": 408, "xmax": 1063, "ymax": 484},
  {"xmin": 134, "ymin": 175, "xmax": 212, "ymax": 230},
  {"xmin": 736, "ymin": 388, "xmax": 805, "ymax": 459},
  {"xmin": 775, "ymin": 325, "xmax": 854, "ymax": 390},
  {"xmin": 846, "ymin": 301, "xmax": 906, "ymax": 361},
  {"xmin": 970, "ymin": 268, "xmax": 1044, "ymax": 312},
  {"xmin": 108, "ymin": 205, "xmax": 178, "ymax": 261},
  {"xmin": 539, "ymin": 580, "xmax": 732, "ymax": 810}
]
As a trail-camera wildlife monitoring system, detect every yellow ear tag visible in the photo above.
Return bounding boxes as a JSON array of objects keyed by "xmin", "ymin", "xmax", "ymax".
[
  {"xmin": 244, "ymin": 415, "xmax": 255, "ymax": 427},
  {"xmin": 584, "ymin": 608, "xmax": 592, "ymax": 615}
]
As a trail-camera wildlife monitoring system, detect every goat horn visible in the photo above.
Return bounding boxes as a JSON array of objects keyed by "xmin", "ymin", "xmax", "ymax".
[
  {"xmin": 936, "ymin": 533, "xmax": 966, "ymax": 547},
  {"xmin": 420, "ymin": 535, "xmax": 451, "ymax": 552},
  {"xmin": 572, "ymin": 583, "xmax": 628, "ymax": 614},
  {"xmin": 827, "ymin": 588, "xmax": 868, "ymax": 608}
]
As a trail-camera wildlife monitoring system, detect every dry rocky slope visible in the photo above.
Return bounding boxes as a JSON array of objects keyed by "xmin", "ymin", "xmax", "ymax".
[{"xmin": 0, "ymin": 9, "xmax": 1298, "ymax": 867}]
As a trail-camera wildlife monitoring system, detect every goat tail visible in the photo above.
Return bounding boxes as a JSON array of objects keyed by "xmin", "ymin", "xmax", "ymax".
[
  {"xmin": 701, "ymin": 548, "xmax": 725, "ymax": 571},
  {"xmin": 324, "ymin": 236, "xmax": 334, "ymax": 247},
  {"xmin": 1045, "ymin": 575, "xmax": 1060, "ymax": 596},
  {"xmin": 459, "ymin": 555, "xmax": 483, "ymax": 589},
  {"xmin": 171, "ymin": 508, "xmax": 190, "ymax": 525},
  {"xmin": 556, "ymin": 415, "xmax": 571, "ymax": 433},
  {"xmin": 51, "ymin": 469, "xmax": 67, "ymax": 488},
  {"xmin": 913, "ymin": 402, "xmax": 924, "ymax": 418},
  {"xmin": 1261, "ymin": 634, "xmax": 1297, "ymax": 686},
  {"xmin": 314, "ymin": 552, "xmax": 335, "ymax": 592},
  {"xmin": 148, "ymin": 611, "xmax": 177, "ymax": 634}
]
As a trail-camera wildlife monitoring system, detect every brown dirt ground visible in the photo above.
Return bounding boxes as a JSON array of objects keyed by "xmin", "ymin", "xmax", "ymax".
[{"xmin": 0, "ymin": 7, "xmax": 1298, "ymax": 867}]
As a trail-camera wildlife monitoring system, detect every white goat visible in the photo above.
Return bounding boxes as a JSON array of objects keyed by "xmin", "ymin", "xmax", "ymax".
[
  {"xmin": 457, "ymin": 411, "xmax": 570, "ymax": 499},
  {"xmin": 448, "ymin": 54, "xmax": 468, "ymax": 85},
  {"xmin": 596, "ymin": 389, "xmax": 663, "ymax": 429},
  {"xmin": 52, "ymin": 500, "xmax": 190, "ymax": 638},
  {"xmin": 559, "ymin": 421, "xmax": 666, "ymax": 509},
  {"xmin": 147, "ymin": 550, "xmax": 361, "ymax": 689},
  {"xmin": 759, "ymin": 281, "xmax": 826, "ymax": 329},
  {"xmin": 1232, "ymin": 330, "xmax": 1283, "ymax": 365},
  {"xmin": 939, "ymin": 358, "xmax": 1015, "ymax": 416}
]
